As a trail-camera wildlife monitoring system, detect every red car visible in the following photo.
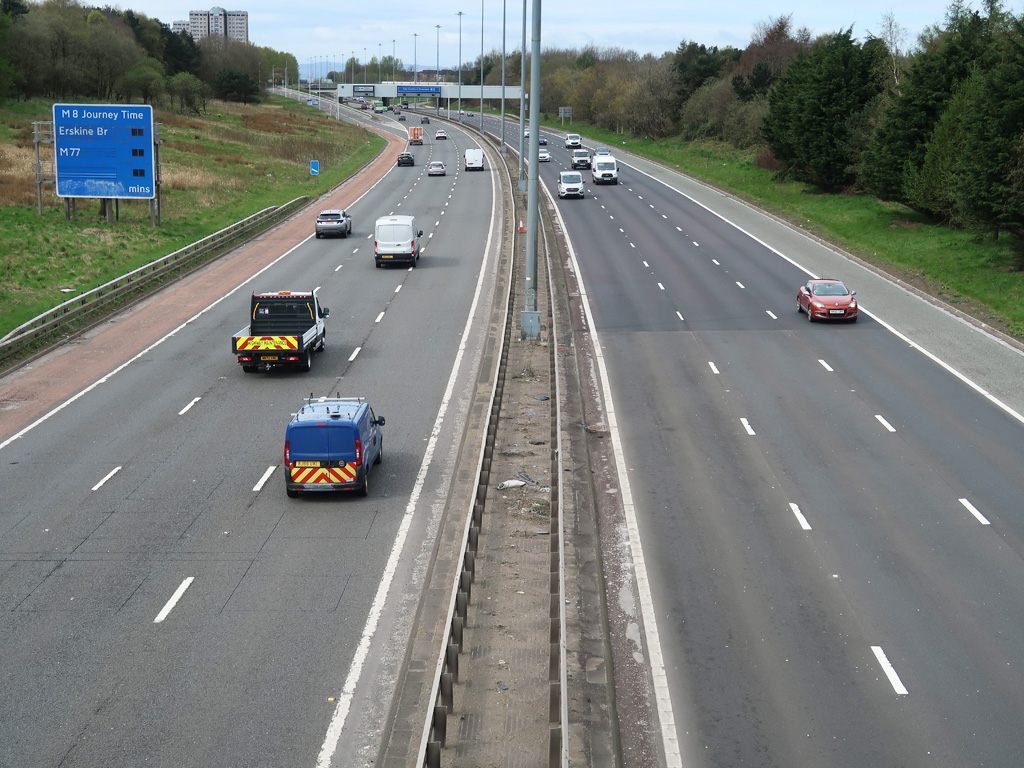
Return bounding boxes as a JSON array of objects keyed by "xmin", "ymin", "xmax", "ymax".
[{"xmin": 797, "ymin": 278, "xmax": 859, "ymax": 322}]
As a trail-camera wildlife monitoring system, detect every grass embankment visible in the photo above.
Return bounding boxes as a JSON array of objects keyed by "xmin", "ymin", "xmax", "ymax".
[
  {"xmin": 0, "ymin": 95, "xmax": 385, "ymax": 338},
  {"xmin": 541, "ymin": 120, "xmax": 1024, "ymax": 339}
]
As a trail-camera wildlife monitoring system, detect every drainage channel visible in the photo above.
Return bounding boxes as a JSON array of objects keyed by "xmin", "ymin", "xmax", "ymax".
[{"xmin": 414, "ymin": 155, "xmax": 566, "ymax": 767}]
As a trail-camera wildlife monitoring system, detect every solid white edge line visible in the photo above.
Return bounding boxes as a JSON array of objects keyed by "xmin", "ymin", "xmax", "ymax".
[
  {"xmin": 871, "ymin": 646, "xmax": 909, "ymax": 695},
  {"xmin": 154, "ymin": 577, "xmax": 194, "ymax": 623},
  {"xmin": 741, "ymin": 418, "xmax": 756, "ymax": 435},
  {"xmin": 253, "ymin": 465, "xmax": 276, "ymax": 492},
  {"xmin": 178, "ymin": 396, "xmax": 201, "ymax": 415},
  {"xmin": 348, "ymin": 347, "xmax": 361, "ymax": 362},
  {"xmin": 551, "ymin": 187, "xmax": 682, "ymax": 767},
  {"xmin": 92, "ymin": 466, "xmax": 121, "ymax": 491},
  {"xmin": 875, "ymin": 414, "xmax": 897, "ymax": 432},
  {"xmin": 959, "ymin": 498, "xmax": 991, "ymax": 525},
  {"xmin": 337, "ymin": 142, "xmax": 502, "ymax": 768},
  {"xmin": 789, "ymin": 503, "xmax": 812, "ymax": 531}
]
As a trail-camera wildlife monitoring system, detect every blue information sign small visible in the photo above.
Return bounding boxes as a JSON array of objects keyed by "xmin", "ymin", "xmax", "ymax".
[
  {"xmin": 52, "ymin": 103, "xmax": 156, "ymax": 199},
  {"xmin": 310, "ymin": 160, "xmax": 320, "ymax": 176}
]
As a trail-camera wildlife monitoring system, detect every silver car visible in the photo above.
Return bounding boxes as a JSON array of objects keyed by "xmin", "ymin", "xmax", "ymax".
[{"xmin": 314, "ymin": 209, "xmax": 352, "ymax": 238}]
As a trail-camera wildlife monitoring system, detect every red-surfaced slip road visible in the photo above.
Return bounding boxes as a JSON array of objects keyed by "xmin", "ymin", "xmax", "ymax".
[{"xmin": 0, "ymin": 122, "xmax": 404, "ymax": 446}]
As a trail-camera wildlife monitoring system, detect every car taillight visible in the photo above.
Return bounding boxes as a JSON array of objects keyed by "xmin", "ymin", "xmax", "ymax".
[
  {"xmin": 355, "ymin": 439, "xmax": 363, "ymax": 465},
  {"xmin": 284, "ymin": 440, "xmax": 291, "ymax": 468}
]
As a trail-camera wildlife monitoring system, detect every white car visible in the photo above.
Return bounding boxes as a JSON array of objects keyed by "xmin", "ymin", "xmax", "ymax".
[
  {"xmin": 557, "ymin": 170, "xmax": 584, "ymax": 199},
  {"xmin": 427, "ymin": 161, "xmax": 446, "ymax": 176},
  {"xmin": 564, "ymin": 133, "xmax": 581, "ymax": 149},
  {"xmin": 538, "ymin": 148, "xmax": 551, "ymax": 162},
  {"xmin": 435, "ymin": 129, "xmax": 448, "ymax": 140}
]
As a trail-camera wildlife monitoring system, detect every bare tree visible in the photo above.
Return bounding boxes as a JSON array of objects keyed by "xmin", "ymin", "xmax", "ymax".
[{"xmin": 870, "ymin": 10, "xmax": 908, "ymax": 93}]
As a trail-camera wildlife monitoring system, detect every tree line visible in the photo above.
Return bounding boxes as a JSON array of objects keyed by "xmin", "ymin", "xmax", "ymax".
[
  {"xmin": 0, "ymin": 0, "xmax": 297, "ymax": 110},
  {"xmin": 2, "ymin": 0, "xmax": 1022, "ymax": 260},
  {"xmin": 465, "ymin": 1, "xmax": 1024, "ymax": 261}
]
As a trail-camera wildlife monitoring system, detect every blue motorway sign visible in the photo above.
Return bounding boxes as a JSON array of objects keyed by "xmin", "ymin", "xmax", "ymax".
[
  {"xmin": 52, "ymin": 104, "xmax": 156, "ymax": 199},
  {"xmin": 397, "ymin": 85, "xmax": 441, "ymax": 94}
]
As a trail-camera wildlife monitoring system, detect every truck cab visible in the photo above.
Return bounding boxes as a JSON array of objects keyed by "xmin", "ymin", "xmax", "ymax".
[{"xmin": 232, "ymin": 291, "xmax": 329, "ymax": 372}]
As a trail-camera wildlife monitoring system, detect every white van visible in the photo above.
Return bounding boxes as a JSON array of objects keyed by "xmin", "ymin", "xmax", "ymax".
[
  {"xmin": 464, "ymin": 147, "xmax": 485, "ymax": 171},
  {"xmin": 591, "ymin": 156, "xmax": 619, "ymax": 184},
  {"xmin": 374, "ymin": 215, "xmax": 423, "ymax": 268}
]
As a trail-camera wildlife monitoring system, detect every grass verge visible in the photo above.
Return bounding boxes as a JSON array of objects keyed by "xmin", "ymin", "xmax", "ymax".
[{"xmin": 0, "ymin": 95, "xmax": 385, "ymax": 338}]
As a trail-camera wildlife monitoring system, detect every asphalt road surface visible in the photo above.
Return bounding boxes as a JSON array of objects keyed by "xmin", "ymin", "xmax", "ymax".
[
  {"xmin": 0, "ymin": 117, "xmax": 501, "ymax": 768},
  {"xmin": 522, "ymin": 126, "xmax": 1024, "ymax": 767}
]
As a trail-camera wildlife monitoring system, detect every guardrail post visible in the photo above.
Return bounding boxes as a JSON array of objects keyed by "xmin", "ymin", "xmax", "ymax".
[
  {"xmin": 432, "ymin": 705, "xmax": 448, "ymax": 747},
  {"xmin": 426, "ymin": 741, "xmax": 441, "ymax": 768},
  {"xmin": 440, "ymin": 671, "xmax": 454, "ymax": 709},
  {"xmin": 451, "ymin": 615, "xmax": 464, "ymax": 652},
  {"xmin": 446, "ymin": 642, "xmax": 460, "ymax": 684}
]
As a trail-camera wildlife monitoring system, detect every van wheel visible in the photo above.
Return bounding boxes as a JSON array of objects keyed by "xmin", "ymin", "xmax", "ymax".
[
  {"xmin": 358, "ymin": 471, "xmax": 369, "ymax": 497},
  {"xmin": 374, "ymin": 439, "xmax": 383, "ymax": 465},
  {"xmin": 287, "ymin": 488, "xmax": 299, "ymax": 498},
  {"xmin": 242, "ymin": 365, "xmax": 258, "ymax": 373},
  {"xmin": 300, "ymin": 349, "xmax": 312, "ymax": 371}
]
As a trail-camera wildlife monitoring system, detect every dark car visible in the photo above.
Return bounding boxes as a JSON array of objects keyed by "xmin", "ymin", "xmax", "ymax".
[
  {"xmin": 397, "ymin": 114, "xmax": 406, "ymax": 121},
  {"xmin": 798, "ymin": 278, "xmax": 859, "ymax": 322},
  {"xmin": 397, "ymin": 152, "xmax": 415, "ymax": 167},
  {"xmin": 421, "ymin": 116, "xmax": 431, "ymax": 124},
  {"xmin": 538, "ymin": 135, "xmax": 547, "ymax": 145}
]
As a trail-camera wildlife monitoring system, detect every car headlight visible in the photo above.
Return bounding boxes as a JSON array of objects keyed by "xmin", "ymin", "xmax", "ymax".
[
  {"xmin": 849, "ymin": 300, "xmax": 857, "ymax": 308},
  {"xmin": 812, "ymin": 301, "xmax": 825, "ymax": 309}
]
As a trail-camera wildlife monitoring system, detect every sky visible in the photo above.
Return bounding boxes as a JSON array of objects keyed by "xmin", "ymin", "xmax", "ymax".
[{"xmin": 121, "ymin": 0, "xmax": 1007, "ymax": 78}]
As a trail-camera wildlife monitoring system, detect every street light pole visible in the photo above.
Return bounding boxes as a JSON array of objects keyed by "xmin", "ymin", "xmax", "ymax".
[
  {"xmin": 392, "ymin": 39, "xmax": 396, "ymax": 82},
  {"xmin": 413, "ymin": 33, "xmax": 418, "ymax": 82},
  {"xmin": 457, "ymin": 11, "xmax": 464, "ymax": 121},
  {"xmin": 363, "ymin": 47, "xmax": 367, "ymax": 82},
  {"xmin": 500, "ymin": 0, "xmax": 506, "ymax": 151},
  {"xmin": 436, "ymin": 24, "xmax": 441, "ymax": 112},
  {"xmin": 378, "ymin": 43, "xmax": 382, "ymax": 83},
  {"xmin": 480, "ymin": 0, "xmax": 485, "ymax": 131}
]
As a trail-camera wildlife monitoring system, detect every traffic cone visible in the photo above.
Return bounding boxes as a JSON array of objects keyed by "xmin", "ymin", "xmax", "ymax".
[{"xmin": 518, "ymin": 218, "xmax": 525, "ymax": 234}]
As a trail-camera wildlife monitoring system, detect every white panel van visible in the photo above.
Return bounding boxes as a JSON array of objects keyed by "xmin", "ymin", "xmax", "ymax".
[
  {"xmin": 374, "ymin": 215, "xmax": 423, "ymax": 268},
  {"xmin": 464, "ymin": 147, "xmax": 485, "ymax": 171},
  {"xmin": 591, "ymin": 156, "xmax": 619, "ymax": 184}
]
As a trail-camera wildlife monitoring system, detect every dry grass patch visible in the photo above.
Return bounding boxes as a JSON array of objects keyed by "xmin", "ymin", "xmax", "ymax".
[{"xmin": 241, "ymin": 111, "xmax": 303, "ymax": 135}]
